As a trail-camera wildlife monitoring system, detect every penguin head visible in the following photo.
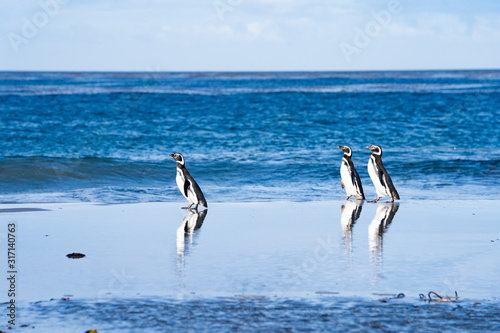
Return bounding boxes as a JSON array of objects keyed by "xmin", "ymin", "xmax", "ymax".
[
  {"xmin": 169, "ymin": 153, "xmax": 185, "ymax": 165},
  {"xmin": 366, "ymin": 145, "xmax": 382, "ymax": 156},
  {"xmin": 337, "ymin": 145, "xmax": 352, "ymax": 157}
]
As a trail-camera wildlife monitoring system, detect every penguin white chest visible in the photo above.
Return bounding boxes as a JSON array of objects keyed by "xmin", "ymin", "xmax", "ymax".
[
  {"xmin": 176, "ymin": 169, "xmax": 188, "ymax": 199},
  {"xmin": 367, "ymin": 157, "xmax": 390, "ymax": 197},
  {"xmin": 176, "ymin": 168, "xmax": 198, "ymax": 204}
]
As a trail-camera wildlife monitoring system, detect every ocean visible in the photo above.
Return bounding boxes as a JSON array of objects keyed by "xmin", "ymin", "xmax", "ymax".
[{"xmin": 0, "ymin": 70, "xmax": 499, "ymax": 203}]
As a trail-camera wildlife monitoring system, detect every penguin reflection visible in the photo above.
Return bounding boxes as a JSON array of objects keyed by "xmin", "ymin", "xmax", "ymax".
[
  {"xmin": 368, "ymin": 203, "xmax": 399, "ymax": 284},
  {"xmin": 340, "ymin": 200, "xmax": 363, "ymax": 255},
  {"xmin": 176, "ymin": 209, "xmax": 208, "ymax": 272}
]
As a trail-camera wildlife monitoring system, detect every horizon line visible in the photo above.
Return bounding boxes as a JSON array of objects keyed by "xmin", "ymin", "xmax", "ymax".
[{"xmin": 1, "ymin": 68, "xmax": 499, "ymax": 74}]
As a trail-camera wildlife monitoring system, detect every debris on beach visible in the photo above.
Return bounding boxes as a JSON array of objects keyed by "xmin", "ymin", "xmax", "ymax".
[
  {"xmin": 420, "ymin": 291, "xmax": 459, "ymax": 302},
  {"xmin": 375, "ymin": 293, "xmax": 405, "ymax": 303},
  {"xmin": 66, "ymin": 253, "xmax": 85, "ymax": 259}
]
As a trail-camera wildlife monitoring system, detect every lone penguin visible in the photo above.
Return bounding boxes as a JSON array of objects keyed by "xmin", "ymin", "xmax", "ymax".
[
  {"xmin": 337, "ymin": 145, "xmax": 365, "ymax": 200},
  {"xmin": 169, "ymin": 153, "xmax": 208, "ymax": 210},
  {"xmin": 366, "ymin": 145, "xmax": 400, "ymax": 203}
]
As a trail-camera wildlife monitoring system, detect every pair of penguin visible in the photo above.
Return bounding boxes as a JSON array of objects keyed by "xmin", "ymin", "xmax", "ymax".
[
  {"xmin": 170, "ymin": 145, "xmax": 399, "ymax": 210},
  {"xmin": 338, "ymin": 145, "xmax": 399, "ymax": 202}
]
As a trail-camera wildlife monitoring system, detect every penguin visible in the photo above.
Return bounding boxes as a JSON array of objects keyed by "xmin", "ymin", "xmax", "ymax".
[
  {"xmin": 368, "ymin": 203, "xmax": 399, "ymax": 240},
  {"xmin": 337, "ymin": 145, "xmax": 365, "ymax": 200},
  {"xmin": 169, "ymin": 153, "xmax": 208, "ymax": 210},
  {"xmin": 176, "ymin": 209, "xmax": 208, "ymax": 270},
  {"xmin": 340, "ymin": 200, "xmax": 363, "ymax": 255},
  {"xmin": 368, "ymin": 202, "xmax": 399, "ymax": 282},
  {"xmin": 340, "ymin": 200, "xmax": 363, "ymax": 235},
  {"xmin": 366, "ymin": 145, "xmax": 400, "ymax": 203}
]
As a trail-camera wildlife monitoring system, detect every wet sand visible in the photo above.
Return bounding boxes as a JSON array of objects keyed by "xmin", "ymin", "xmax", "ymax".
[{"xmin": 1, "ymin": 200, "xmax": 499, "ymax": 331}]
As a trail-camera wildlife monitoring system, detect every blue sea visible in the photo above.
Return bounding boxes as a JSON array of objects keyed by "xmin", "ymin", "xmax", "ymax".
[{"xmin": 0, "ymin": 70, "xmax": 499, "ymax": 203}]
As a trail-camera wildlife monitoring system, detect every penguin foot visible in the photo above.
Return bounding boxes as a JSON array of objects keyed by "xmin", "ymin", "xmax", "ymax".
[
  {"xmin": 183, "ymin": 204, "xmax": 200, "ymax": 212},
  {"xmin": 368, "ymin": 197, "xmax": 381, "ymax": 203}
]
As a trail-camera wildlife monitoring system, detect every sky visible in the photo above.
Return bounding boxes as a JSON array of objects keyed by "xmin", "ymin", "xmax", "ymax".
[{"xmin": 1, "ymin": 0, "xmax": 500, "ymax": 71}]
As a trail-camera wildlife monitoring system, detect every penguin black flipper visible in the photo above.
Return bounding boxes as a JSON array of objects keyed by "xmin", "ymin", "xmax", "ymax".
[
  {"xmin": 377, "ymin": 167, "xmax": 386, "ymax": 188},
  {"xmin": 351, "ymin": 164, "xmax": 357, "ymax": 186},
  {"xmin": 183, "ymin": 178, "xmax": 190, "ymax": 198}
]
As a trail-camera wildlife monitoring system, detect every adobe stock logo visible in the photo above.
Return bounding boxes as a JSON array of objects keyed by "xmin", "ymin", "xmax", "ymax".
[
  {"xmin": 339, "ymin": 0, "xmax": 404, "ymax": 63},
  {"xmin": 7, "ymin": 0, "xmax": 69, "ymax": 53},
  {"xmin": 213, "ymin": 0, "xmax": 243, "ymax": 21}
]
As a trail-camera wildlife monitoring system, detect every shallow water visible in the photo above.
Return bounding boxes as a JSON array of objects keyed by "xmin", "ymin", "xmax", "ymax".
[
  {"xmin": 0, "ymin": 71, "xmax": 499, "ymax": 202},
  {"xmin": 1, "ymin": 200, "xmax": 499, "ymax": 331},
  {"xmin": 2, "ymin": 201, "xmax": 497, "ymax": 301}
]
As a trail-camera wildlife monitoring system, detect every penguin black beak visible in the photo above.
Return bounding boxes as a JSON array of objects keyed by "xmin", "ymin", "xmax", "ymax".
[
  {"xmin": 366, "ymin": 146, "xmax": 372, "ymax": 150},
  {"xmin": 169, "ymin": 154, "xmax": 174, "ymax": 158},
  {"xmin": 337, "ymin": 145, "xmax": 343, "ymax": 149}
]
